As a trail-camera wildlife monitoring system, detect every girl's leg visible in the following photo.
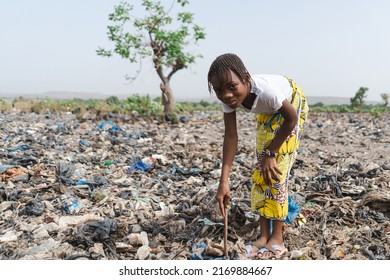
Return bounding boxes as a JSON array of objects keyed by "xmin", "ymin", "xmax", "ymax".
[
  {"xmin": 260, "ymin": 220, "xmax": 287, "ymax": 259},
  {"xmin": 246, "ymin": 216, "xmax": 270, "ymax": 254},
  {"xmin": 258, "ymin": 216, "xmax": 271, "ymax": 244}
]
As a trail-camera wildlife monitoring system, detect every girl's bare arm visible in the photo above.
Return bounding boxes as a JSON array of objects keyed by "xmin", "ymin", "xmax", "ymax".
[{"xmin": 217, "ymin": 111, "xmax": 237, "ymax": 217}]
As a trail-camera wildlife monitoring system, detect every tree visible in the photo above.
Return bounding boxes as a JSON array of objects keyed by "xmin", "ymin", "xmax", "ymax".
[
  {"xmin": 380, "ymin": 93, "xmax": 389, "ymax": 108},
  {"xmin": 350, "ymin": 87, "xmax": 368, "ymax": 108},
  {"xmin": 97, "ymin": 0, "xmax": 206, "ymax": 120}
]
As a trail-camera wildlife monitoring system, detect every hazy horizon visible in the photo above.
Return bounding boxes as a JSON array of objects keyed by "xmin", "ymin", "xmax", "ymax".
[{"xmin": 0, "ymin": 90, "xmax": 382, "ymax": 106}]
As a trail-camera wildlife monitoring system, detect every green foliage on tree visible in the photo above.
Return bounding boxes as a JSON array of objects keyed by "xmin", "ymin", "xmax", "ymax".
[
  {"xmin": 350, "ymin": 87, "xmax": 368, "ymax": 108},
  {"xmin": 97, "ymin": 0, "xmax": 206, "ymax": 120}
]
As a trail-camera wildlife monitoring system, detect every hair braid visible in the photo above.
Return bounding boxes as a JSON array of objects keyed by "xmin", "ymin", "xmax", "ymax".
[{"xmin": 207, "ymin": 53, "xmax": 251, "ymax": 94}]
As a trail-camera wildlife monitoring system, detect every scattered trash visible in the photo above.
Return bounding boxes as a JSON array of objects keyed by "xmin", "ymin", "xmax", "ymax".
[
  {"xmin": 189, "ymin": 240, "xmax": 224, "ymax": 260},
  {"xmin": 0, "ymin": 112, "xmax": 389, "ymax": 260}
]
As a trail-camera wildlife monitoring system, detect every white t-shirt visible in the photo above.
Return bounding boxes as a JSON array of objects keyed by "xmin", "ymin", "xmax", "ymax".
[{"xmin": 222, "ymin": 74, "xmax": 292, "ymax": 114}]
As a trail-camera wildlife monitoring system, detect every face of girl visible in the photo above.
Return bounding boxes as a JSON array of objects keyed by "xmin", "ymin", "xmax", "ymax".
[{"xmin": 210, "ymin": 70, "xmax": 249, "ymax": 109}]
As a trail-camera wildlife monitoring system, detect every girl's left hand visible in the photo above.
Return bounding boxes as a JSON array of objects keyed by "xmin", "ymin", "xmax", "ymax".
[{"xmin": 261, "ymin": 156, "xmax": 283, "ymax": 186}]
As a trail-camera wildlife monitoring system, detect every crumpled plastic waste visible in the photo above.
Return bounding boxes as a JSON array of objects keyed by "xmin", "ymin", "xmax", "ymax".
[
  {"xmin": 198, "ymin": 218, "xmax": 224, "ymax": 226},
  {"xmin": 70, "ymin": 218, "xmax": 118, "ymax": 259},
  {"xmin": 79, "ymin": 140, "xmax": 92, "ymax": 147},
  {"xmin": 19, "ymin": 198, "xmax": 45, "ymax": 216},
  {"xmin": 97, "ymin": 121, "xmax": 113, "ymax": 130},
  {"xmin": 189, "ymin": 242, "xmax": 224, "ymax": 260},
  {"xmin": 285, "ymin": 195, "xmax": 301, "ymax": 224},
  {"xmin": 61, "ymin": 194, "xmax": 83, "ymax": 214},
  {"xmin": 56, "ymin": 162, "xmax": 75, "ymax": 186},
  {"xmin": 167, "ymin": 166, "xmax": 203, "ymax": 176},
  {"xmin": 128, "ymin": 160, "xmax": 154, "ymax": 172},
  {"xmin": 7, "ymin": 143, "xmax": 30, "ymax": 152}
]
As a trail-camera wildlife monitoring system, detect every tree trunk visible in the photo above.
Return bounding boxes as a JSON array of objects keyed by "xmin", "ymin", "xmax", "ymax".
[{"xmin": 160, "ymin": 79, "xmax": 176, "ymax": 121}]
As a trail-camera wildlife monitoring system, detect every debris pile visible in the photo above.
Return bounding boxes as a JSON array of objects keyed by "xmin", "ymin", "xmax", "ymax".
[{"xmin": 0, "ymin": 111, "xmax": 389, "ymax": 260}]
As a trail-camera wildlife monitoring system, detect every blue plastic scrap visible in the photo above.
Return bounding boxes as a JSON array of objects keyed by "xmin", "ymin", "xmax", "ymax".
[
  {"xmin": 268, "ymin": 195, "xmax": 301, "ymax": 233},
  {"xmin": 108, "ymin": 125, "xmax": 122, "ymax": 133},
  {"xmin": 97, "ymin": 121, "xmax": 113, "ymax": 130},
  {"xmin": 128, "ymin": 160, "xmax": 154, "ymax": 172},
  {"xmin": 62, "ymin": 200, "xmax": 79, "ymax": 214},
  {"xmin": 76, "ymin": 180, "xmax": 89, "ymax": 185},
  {"xmin": 284, "ymin": 195, "xmax": 301, "ymax": 224},
  {"xmin": 7, "ymin": 144, "xmax": 30, "ymax": 152},
  {"xmin": 79, "ymin": 140, "xmax": 92, "ymax": 147}
]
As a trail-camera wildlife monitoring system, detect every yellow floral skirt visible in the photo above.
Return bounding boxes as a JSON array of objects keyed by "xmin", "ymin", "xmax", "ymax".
[{"xmin": 251, "ymin": 78, "xmax": 309, "ymax": 220}]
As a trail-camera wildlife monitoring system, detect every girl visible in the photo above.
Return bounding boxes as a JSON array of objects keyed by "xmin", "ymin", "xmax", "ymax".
[{"xmin": 207, "ymin": 53, "xmax": 309, "ymax": 259}]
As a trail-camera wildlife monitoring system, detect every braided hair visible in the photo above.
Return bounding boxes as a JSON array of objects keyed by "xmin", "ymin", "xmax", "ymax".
[{"xmin": 207, "ymin": 53, "xmax": 252, "ymax": 94}]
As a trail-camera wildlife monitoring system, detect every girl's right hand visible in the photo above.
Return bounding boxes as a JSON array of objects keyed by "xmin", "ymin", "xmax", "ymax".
[{"xmin": 216, "ymin": 182, "xmax": 231, "ymax": 218}]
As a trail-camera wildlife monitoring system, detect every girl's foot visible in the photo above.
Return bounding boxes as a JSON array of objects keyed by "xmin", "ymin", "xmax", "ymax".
[
  {"xmin": 245, "ymin": 237, "xmax": 268, "ymax": 257},
  {"xmin": 257, "ymin": 242, "xmax": 287, "ymax": 259}
]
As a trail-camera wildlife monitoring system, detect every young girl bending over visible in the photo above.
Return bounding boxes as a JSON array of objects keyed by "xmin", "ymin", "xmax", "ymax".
[{"xmin": 207, "ymin": 53, "xmax": 309, "ymax": 259}]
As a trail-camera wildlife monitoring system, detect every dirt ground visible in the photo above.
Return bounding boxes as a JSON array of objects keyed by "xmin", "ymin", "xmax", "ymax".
[{"xmin": 0, "ymin": 111, "xmax": 389, "ymax": 260}]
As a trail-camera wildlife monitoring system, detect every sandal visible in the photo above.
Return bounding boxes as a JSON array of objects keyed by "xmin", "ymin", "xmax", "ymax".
[
  {"xmin": 262, "ymin": 244, "xmax": 288, "ymax": 259},
  {"xmin": 245, "ymin": 240, "xmax": 265, "ymax": 257}
]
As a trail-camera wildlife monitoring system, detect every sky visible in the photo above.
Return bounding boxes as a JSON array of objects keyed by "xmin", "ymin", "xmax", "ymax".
[{"xmin": 1, "ymin": 0, "xmax": 389, "ymax": 102}]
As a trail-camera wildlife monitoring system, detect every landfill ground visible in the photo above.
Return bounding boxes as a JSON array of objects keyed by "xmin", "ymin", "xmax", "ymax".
[{"xmin": 0, "ymin": 111, "xmax": 389, "ymax": 260}]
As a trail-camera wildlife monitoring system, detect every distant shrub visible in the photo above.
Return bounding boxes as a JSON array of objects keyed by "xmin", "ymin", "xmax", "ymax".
[
  {"xmin": 312, "ymin": 102, "xmax": 324, "ymax": 107},
  {"xmin": 106, "ymin": 96, "xmax": 121, "ymax": 105},
  {"xmin": 126, "ymin": 94, "xmax": 163, "ymax": 117},
  {"xmin": 199, "ymin": 100, "xmax": 210, "ymax": 107},
  {"xmin": 0, "ymin": 99, "xmax": 12, "ymax": 113}
]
